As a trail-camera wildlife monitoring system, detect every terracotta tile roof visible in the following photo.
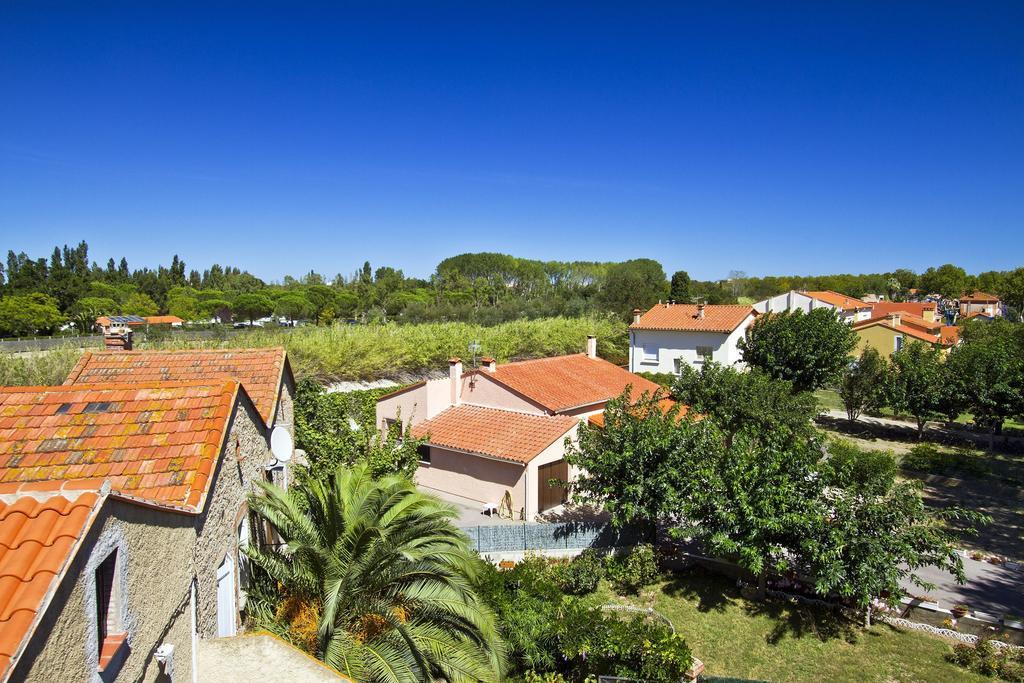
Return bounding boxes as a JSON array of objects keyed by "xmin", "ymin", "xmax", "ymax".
[
  {"xmin": 65, "ymin": 348, "xmax": 288, "ymax": 426},
  {"xmin": 961, "ymin": 291, "xmax": 1000, "ymax": 303},
  {"xmin": 630, "ymin": 303, "xmax": 754, "ymax": 333},
  {"xmin": 959, "ymin": 311, "xmax": 993, "ymax": 321},
  {"xmin": 587, "ymin": 397, "xmax": 689, "ymax": 427},
  {"xmin": 854, "ymin": 319, "xmax": 952, "ymax": 346},
  {"xmin": 869, "ymin": 302, "xmax": 936, "ymax": 318},
  {"xmin": 856, "ymin": 312, "xmax": 941, "ymax": 333},
  {"xmin": 0, "ymin": 491, "xmax": 103, "ymax": 679},
  {"xmin": 144, "ymin": 315, "xmax": 184, "ymax": 325},
  {"xmin": 940, "ymin": 326, "xmax": 961, "ymax": 346},
  {"xmin": 410, "ymin": 405, "xmax": 577, "ymax": 463},
  {"xmin": 805, "ymin": 291, "xmax": 873, "ymax": 311},
  {"xmin": 482, "ymin": 354, "xmax": 664, "ymax": 413},
  {"xmin": 0, "ymin": 381, "xmax": 241, "ymax": 511}
]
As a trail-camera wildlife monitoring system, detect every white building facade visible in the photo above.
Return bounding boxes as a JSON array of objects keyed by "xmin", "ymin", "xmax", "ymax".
[{"xmin": 628, "ymin": 303, "xmax": 755, "ymax": 374}]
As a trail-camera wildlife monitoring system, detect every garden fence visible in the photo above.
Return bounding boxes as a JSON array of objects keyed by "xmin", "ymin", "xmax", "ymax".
[{"xmin": 458, "ymin": 520, "xmax": 648, "ymax": 554}]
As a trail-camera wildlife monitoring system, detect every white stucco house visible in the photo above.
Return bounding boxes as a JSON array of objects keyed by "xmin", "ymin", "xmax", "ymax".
[
  {"xmin": 753, "ymin": 289, "xmax": 872, "ymax": 324},
  {"xmin": 628, "ymin": 302, "xmax": 756, "ymax": 374}
]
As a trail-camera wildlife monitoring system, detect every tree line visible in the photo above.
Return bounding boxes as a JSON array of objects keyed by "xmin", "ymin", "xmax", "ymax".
[{"xmin": 2, "ymin": 241, "xmax": 1023, "ymax": 337}]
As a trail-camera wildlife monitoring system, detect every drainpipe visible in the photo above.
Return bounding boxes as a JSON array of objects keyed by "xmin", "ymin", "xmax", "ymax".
[{"xmin": 190, "ymin": 578, "xmax": 198, "ymax": 683}]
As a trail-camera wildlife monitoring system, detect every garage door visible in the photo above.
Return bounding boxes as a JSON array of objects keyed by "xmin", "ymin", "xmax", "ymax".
[{"xmin": 537, "ymin": 460, "xmax": 569, "ymax": 512}]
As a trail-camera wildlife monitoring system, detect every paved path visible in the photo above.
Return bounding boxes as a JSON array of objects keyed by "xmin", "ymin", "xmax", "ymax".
[{"xmin": 900, "ymin": 555, "xmax": 1024, "ymax": 618}]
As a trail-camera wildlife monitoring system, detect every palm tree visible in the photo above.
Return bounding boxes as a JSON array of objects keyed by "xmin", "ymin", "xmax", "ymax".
[{"xmin": 244, "ymin": 463, "xmax": 507, "ymax": 683}]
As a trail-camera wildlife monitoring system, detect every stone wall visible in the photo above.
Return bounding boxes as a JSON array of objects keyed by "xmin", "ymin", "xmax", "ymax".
[{"xmin": 12, "ymin": 393, "xmax": 271, "ymax": 682}]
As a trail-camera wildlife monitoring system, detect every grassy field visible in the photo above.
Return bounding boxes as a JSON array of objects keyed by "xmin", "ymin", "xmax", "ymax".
[
  {"xmin": 815, "ymin": 388, "xmax": 1024, "ymax": 433},
  {"xmin": 604, "ymin": 570, "xmax": 986, "ymax": 683},
  {"xmin": 0, "ymin": 316, "xmax": 629, "ymax": 385}
]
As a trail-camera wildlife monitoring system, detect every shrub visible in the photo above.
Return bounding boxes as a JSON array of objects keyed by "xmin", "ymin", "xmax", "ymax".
[
  {"xmin": 947, "ymin": 637, "xmax": 1024, "ymax": 680},
  {"xmin": 522, "ymin": 672, "xmax": 567, "ymax": 683},
  {"xmin": 607, "ymin": 544, "xmax": 660, "ymax": 595},
  {"xmin": 901, "ymin": 444, "xmax": 989, "ymax": 477},
  {"xmin": 556, "ymin": 549, "xmax": 605, "ymax": 595}
]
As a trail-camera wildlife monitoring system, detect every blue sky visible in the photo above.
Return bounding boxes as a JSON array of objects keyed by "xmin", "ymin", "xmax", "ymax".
[{"xmin": 1, "ymin": 2, "xmax": 1022, "ymax": 282}]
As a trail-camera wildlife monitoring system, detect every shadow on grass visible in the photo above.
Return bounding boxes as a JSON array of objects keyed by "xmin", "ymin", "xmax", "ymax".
[{"xmin": 662, "ymin": 568, "xmax": 861, "ymax": 645}]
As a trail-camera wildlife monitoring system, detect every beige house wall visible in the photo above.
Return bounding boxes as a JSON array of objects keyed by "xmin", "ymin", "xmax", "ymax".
[
  {"xmin": 416, "ymin": 447, "xmax": 527, "ymax": 515},
  {"xmin": 12, "ymin": 394, "xmax": 272, "ymax": 683},
  {"xmin": 460, "ymin": 374, "xmax": 545, "ymax": 414},
  {"xmin": 375, "ymin": 378, "xmax": 451, "ymax": 430},
  {"xmin": 523, "ymin": 423, "xmax": 578, "ymax": 520}
]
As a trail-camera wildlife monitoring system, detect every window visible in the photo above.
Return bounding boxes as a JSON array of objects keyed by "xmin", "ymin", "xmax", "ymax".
[
  {"xmin": 894, "ymin": 335, "xmax": 904, "ymax": 352},
  {"xmin": 696, "ymin": 346, "xmax": 714, "ymax": 362},
  {"xmin": 417, "ymin": 443, "xmax": 431, "ymax": 464},
  {"xmin": 641, "ymin": 345, "xmax": 659, "ymax": 363},
  {"xmin": 95, "ymin": 551, "xmax": 126, "ymax": 672}
]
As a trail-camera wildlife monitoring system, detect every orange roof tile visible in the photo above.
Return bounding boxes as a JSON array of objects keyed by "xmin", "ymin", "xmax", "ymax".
[
  {"xmin": 0, "ymin": 491, "xmax": 103, "ymax": 680},
  {"xmin": 960, "ymin": 291, "xmax": 1000, "ymax": 303},
  {"xmin": 0, "ymin": 381, "xmax": 241, "ymax": 511},
  {"xmin": 65, "ymin": 348, "xmax": 288, "ymax": 426},
  {"xmin": 856, "ymin": 312, "xmax": 941, "ymax": 333},
  {"xmin": 805, "ymin": 291, "xmax": 873, "ymax": 311},
  {"xmin": 630, "ymin": 303, "xmax": 754, "ymax": 333},
  {"xmin": 144, "ymin": 315, "xmax": 184, "ymax": 325},
  {"xmin": 411, "ymin": 405, "xmax": 576, "ymax": 463},
  {"xmin": 870, "ymin": 302, "xmax": 936, "ymax": 318},
  {"xmin": 940, "ymin": 326, "xmax": 961, "ymax": 346},
  {"xmin": 481, "ymin": 354, "xmax": 664, "ymax": 413},
  {"xmin": 854, "ymin": 319, "xmax": 952, "ymax": 346},
  {"xmin": 587, "ymin": 397, "xmax": 689, "ymax": 428}
]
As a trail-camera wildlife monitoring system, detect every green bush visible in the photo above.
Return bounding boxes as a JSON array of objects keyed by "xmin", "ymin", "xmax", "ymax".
[
  {"xmin": 0, "ymin": 346, "xmax": 82, "ymax": 386},
  {"xmin": 555, "ymin": 549, "xmax": 605, "ymax": 595},
  {"xmin": 823, "ymin": 438, "xmax": 898, "ymax": 494},
  {"xmin": 946, "ymin": 638, "xmax": 1024, "ymax": 681},
  {"xmin": 901, "ymin": 443, "xmax": 989, "ymax": 477},
  {"xmin": 607, "ymin": 544, "xmax": 660, "ymax": 595}
]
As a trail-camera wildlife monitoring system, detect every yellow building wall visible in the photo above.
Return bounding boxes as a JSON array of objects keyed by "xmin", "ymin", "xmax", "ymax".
[{"xmin": 856, "ymin": 325, "xmax": 901, "ymax": 358}]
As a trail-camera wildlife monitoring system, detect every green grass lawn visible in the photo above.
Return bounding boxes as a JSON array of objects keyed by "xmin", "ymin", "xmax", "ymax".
[{"xmin": 602, "ymin": 570, "xmax": 987, "ymax": 682}]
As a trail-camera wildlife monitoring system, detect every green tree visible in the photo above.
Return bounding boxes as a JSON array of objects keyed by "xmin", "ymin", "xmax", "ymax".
[
  {"xmin": 305, "ymin": 285, "xmax": 336, "ymax": 324},
  {"xmin": 0, "ymin": 293, "xmax": 64, "ymax": 337},
  {"xmin": 807, "ymin": 443, "xmax": 987, "ymax": 627},
  {"xmin": 997, "ymin": 266, "xmax": 1024, "ymax": 320},
  {"xmin": 837, "ymin": 348, "xmax": 889, "ymax": 421},
  {"xmin": 233, "ymin": 293, "xmax": 274, "ymax": 325},
  {"xmin": 739, "ymin": 308, "xmax": 858, "ymax": 392},
  {"xmin": 672, "ymin": 362, "xmax": 818, "ymax": 441},
  {"xmin": 274, "ymin": 292, "xmax": 311, "ymax": 324},
  {"xmin": 121, "ymin": 291, "xmax": 159, "ymax": 317},
  {"xmin": 564, "ymin": 388, "xmax": 699, "ymax": 528},
  {"xmin": 70, "ymin": 296, "xmax": 118, "ymax": 333},
  {"xmin": 669, "ymin": 270, "xmax": 692, "ymax": 303},
  {"xmin": 244, "ymin": 463, "xmax": 506, "ymax": 682},
  {"xmin": 599, "ymin": 259, "xmax": 668, "ymax": 318},
  {"xmin": 887, "ymin": 341, "xmax": 946, "ymax": 438},
  {"xmin": 294, "ymin": 379, "xmax": 426, "ymax": 479},
  {"xmin": 945, "ymin": 321, "xmax": 1024, "ymax": 447},
  {"xmin": 919, "ymin": 264, "xmax": 969, "ymax": 299}
]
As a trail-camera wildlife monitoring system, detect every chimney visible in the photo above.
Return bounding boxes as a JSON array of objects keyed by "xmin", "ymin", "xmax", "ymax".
[
  {"xmin": 449, "ymin": 357, "xmax": 463, "ymax": 406},
  {"xmin": 888, "ymin": 313, "xmax": 901, "ymax": 327},
  {"xmin": 481, "ymin": 356, "xmax": 496, "ymax": 373},
  {"xmin": 586, "ymin": 336, "xmax": 598, "ymax": 359},
  {"xmin": 104, "ymin": 331, "xmax": 133, "ymax": 351},
  {"xmin": 696, "ymin": 302, "xmax": 706, "ymax": 319},
  {"xmin": 632, "ymin": 308, "xmax": 642, "ymax": 324}
]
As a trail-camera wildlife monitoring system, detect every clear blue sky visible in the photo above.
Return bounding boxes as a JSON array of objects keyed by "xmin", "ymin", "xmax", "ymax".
[{"xmin": 1, "ymin": 2, "xmax": 1022, "ymax": 282}]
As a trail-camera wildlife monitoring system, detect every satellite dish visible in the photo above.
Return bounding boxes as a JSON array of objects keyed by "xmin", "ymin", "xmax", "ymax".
[{"xmin": 270, "ymin": 426, "xmax": 293, "ymax": 463}]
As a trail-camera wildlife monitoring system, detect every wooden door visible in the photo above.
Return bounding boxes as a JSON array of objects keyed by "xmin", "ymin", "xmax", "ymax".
[{"xmin": 537, "ymin": 460, "xmax": 569, "ymax": 512}]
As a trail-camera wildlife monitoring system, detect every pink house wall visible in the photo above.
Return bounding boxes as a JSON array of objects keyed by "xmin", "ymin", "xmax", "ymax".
[
  {"xmin": 459, "ymin": 373, "xmax": 545, "ymax": 414},
  {"xmin": 375, "ymin": 378, "xmax": 451, "ymax": 430},
  {"xmin": 416, "ymin": 447, "xmax": 527, "ymax": 514}
]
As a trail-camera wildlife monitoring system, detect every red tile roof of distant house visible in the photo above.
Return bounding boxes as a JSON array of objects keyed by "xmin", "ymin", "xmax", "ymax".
[
  {"xmin": 630, "ymin": 303, "xmax": 754, "ymax": 333},
  {"xmin": 65, "ymin": 348, "xmax": 288, "ymax": 426},
  {"xmin": 853, "ymin": 318, "xmax": 953, "ymax": 346},
  {"xmin": 870, "ymin": 302, "xmax": 937, "ymax": 319},
  {"xmin": 587, "ymin": 397, "xmax": 689, "ymax": 428},
  {"xmin": 410, "ymin": 405, "xmax": 577, "ymax": 463},
  {"xmin": 940, "ymin": 326, "xmax": 961, "ymax": 346},
  {"xmin": 0, "ymin": 381, "xmax": 243, "ymax": 511},
  {"xmin": 0, "ymin": 491, "xmax": 104, "ymax": 680},
  {"xmin": 961, "ymin": 291, "xmax": 1000, "ymax": 303},
  {"xmin": 480, "ymin": 354, "xmax": 664, "ymax": 413},
  {"xmin": 857, "ymin": 312, "xmax": 941, "ymax": 333},
  {"xmin": 805, "ymin": 291, "xmax": 873, "ymax": 311},
  {"xmin": 144, "ymin": 315, "xmax": 184, "ymax": 325}
]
